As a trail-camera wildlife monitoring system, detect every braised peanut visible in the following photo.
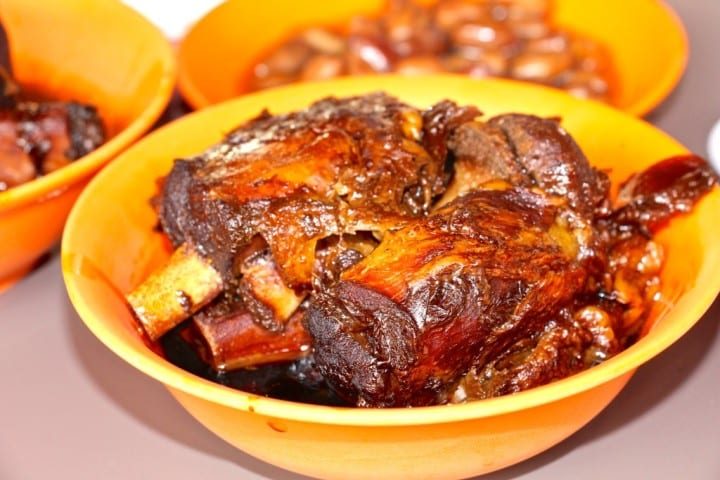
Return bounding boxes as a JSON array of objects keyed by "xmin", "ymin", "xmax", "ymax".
[
  {"xmin": 503, "ymin": 0, "xmax": 550, "ymax": 21},
  {"xmin": 511, "ymin": 51, "xmax": 572, "ymax": 81},
  {"xmin": 525, "ymin": 32, "xmax": 569, "ymax": 53},
  {"xmin": 451, "ymin": 21, "xmax": 515, "ymax": 49},
  {"xmin": 560, "ymin": 70, "xmax": 610, "ymax": 100},
  {"xmin": 479, "ymin": 49, "xmax": 511, "ymax": 76},
  {"xmin": 246, "ymin": 0, "xmax": 615, "ymax": 104},
  {"xmin": 394, "ymin": 55, "xmax": 444, "ymax": 75},
  {"xmin": 347, "ymin": 35, "xmax": 393, "ymax": 73},
  {"xmin": 510, "ymin": 18, "xmax": 551, "ymax": 39},
  {"xmin": 260, "ymin": 40, "xmax": 311, "ymax": 75},
  {"xmin": 300, "ymin": 54, "xmax": 345, "ymax": 81},
  {"xmin": 301, "ymin": 28, "xmax": 345, "ymax": 55},
  {"xmin": 433, "ymin": 0, "xmax": 489, "ymax": 30}
]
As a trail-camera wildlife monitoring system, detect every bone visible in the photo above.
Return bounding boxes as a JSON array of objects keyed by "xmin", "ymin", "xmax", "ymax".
[
  {"xmin": 193, "ymin": 309, "xmax": 311, "ymax": 371},
  {"xmin": 127, "ymin": 243, "xmax": 223, "ymax": 340}
]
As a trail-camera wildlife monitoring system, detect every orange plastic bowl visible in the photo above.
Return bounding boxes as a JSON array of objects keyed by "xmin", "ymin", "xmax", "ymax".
[
  {"xmin": 0, "ymin": 0, "xmax": 175, "ymax": 292},
  {"xmin": 63, "ymin": 76, "xmax": 720, "ymax": 480},
  {"xmin": 177, "ymin": 0, "xmax": 687, "ymax": 116}
]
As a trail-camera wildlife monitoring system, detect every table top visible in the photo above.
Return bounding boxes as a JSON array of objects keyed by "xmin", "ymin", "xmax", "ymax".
[{"xmin": 2, "ymin": 0, "xmax": 719, "ymax": 478}]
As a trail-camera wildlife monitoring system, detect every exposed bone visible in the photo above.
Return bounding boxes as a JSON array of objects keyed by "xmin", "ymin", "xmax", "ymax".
[
  {"xmin": 238, "ymin": 251, "xmax": 306, "ymax": 332},
  {"xmin": 127, "ymin": 243, "xmax": 223, "ymax": 340},
  {"xmin": 193, "ymin": 309, "xmax": 311, "ymax": 371}
]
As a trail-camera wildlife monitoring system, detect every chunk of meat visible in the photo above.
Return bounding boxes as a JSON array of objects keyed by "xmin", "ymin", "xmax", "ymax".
[
  {"xmin": 160, "ymin": 93, "xmax": 446, "ymax": 286},
  {"xmin": 132, "ymin": 93, "xmax": 446, "ymax": 341},
  {"xmin": 128, "ymin": 93, "xmax": 717, "ymax": 404},
  {"xmin": 192, "ymin": 294, "xmax": 311, "ymax": 371},
  {"xmin": 437, "ymin": 119, "xmax": 526, "ymax": 206},
  {"xmin": 306, "ymin": 188, "xmax": 592, "ymax": 406},
  {"xmin": 611, "ymin": 154, "xmax": 717, "ymax": 233},
  {"xmin": 488, "ymin": 113, "xmax": 610, "ymax": 218},
  {"xmin": 455, "ymin": 314, "xmax": 593, "ymax": 401},
  {"xmin": 0, "ymin": 99, "xmax": 104, "ymax": 191}
]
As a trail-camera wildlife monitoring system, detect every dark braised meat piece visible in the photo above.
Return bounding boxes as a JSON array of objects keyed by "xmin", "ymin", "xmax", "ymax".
[
  {"xmin": 307, "ymin": 188, "xmax": 592, "ymax": 406},
  {"xmin": 455, "ymin": 312, "xmax": 594, "ymax": 401},
  {"xmin": 129, "ymin": 93, "xmax": 716, "ymax": 406},
  {"xmin": 160, "ymin": 93, "xmax": 445, "ymax": 284},
  {"xmin": 190, "ymin": 291, "xmax": 311, "ymax": 371},
  {"xmin": 304, "ymin": 106, "xmax": 714, "ymax": 407},
  {"xmin": 486, "ymin": 113, "xmax": 610, "ymax": 218},
  {"xmin": 132, "ymin": 93, "xmax": 452, "ymax": 340},
  {"xmin": 0, "ymin": 69, "xmax": 104, "ymax": 191},
  {"xmin": 455, "ymin": 156, "xmax": 717, "ymax": 401},
  {"xmin": 610, "ymin": 154, "xmax": 717, "ymax": 233}
]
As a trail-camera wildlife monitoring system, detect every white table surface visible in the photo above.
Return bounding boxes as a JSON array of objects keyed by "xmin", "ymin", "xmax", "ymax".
[{"xmin": 1, "ymin": 0, "xmax": 719, "ymax": 478}]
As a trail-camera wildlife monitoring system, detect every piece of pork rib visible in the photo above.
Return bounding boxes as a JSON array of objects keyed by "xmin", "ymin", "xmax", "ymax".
[
  {"xmin": 190, "ymin": 291, "xmax": 311, "ymax": 372},
  {"xmin": 438, "ymin": 111, "xmax": 610, "ymax": 218},
  {"xmin": 132, "ymin": 93, "xmax": 451, "ymax": 340},
  {"xmin": 304, "ymin": 111, "xmax": 715, "ymax": 407},
  {"xmin": 307, "ymin": 187, "xmax": 594, "ymax": 407},
  {"xmin": 454, "ymin": 154, "xmax": 717, "ymax": 401}
]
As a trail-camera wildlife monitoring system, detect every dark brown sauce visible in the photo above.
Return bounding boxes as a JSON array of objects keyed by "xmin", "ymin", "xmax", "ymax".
[{"xmin": 160, "ymin": 324, "xmax": 348, "ymax": 406}]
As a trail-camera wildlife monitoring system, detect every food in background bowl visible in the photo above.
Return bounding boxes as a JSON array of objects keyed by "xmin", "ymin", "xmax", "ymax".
[
  {"xmin": 247, "ymin": 0, "xmax": 616, "ymax": 103},
  {"xmin": 126, "ymin": 92, "xmax": 716, "ymax": 408},
  {"xmin": 0, "ymin": 0, "xmax": 175, "ymax": 292},
  {"xmin": 62, "ymin": 77, "xmax": 720, "ymax": 479},
  {"xmin": 0, "ymin": 69, "xmax": 105, "ymax": 191},
  {"xmin": 177, "ymin": 0, "xmax": 687, "ymax": 115}
]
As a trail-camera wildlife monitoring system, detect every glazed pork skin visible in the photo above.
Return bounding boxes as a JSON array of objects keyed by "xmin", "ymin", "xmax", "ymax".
[
  {"xmin": 306, "ymin": 188, "xmax": 591, "ymax": 407},
  {"xmin": 159, "ymin": 93, "xmax": 449, "ymax": 288},
  {"xmin": 132, "ymin": 93, "xmax": 456, "ymax": 343}
]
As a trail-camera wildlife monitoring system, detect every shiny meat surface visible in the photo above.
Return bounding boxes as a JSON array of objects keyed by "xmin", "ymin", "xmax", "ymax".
[
  {"xmin": 138, "ymin": 93, "xmax": 717, "ymax": 407},
  {"xmin": 307, "ymin": 188, "xmax": 590, "ymax": 406},
  {"xmin": 0, "ymin": 73, "xmax": 105, "ymax": 192},
  {"xmin": 160, "ymin": 93, "xmax": 447, "ymax": 287}
]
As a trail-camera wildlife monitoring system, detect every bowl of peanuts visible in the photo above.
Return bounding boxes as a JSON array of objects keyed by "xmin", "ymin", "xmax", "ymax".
[{"xmin": 177, "ymin": 0, "xmax": 687, "ymax": 115}]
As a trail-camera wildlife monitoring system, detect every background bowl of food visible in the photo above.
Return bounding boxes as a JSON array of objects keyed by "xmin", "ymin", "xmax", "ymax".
[
  {"xmin": 63, "ymin": 76, "xmax": 720, "ymax": 479},
  {"xmin": 0, "ymin": 0, "xmax": 175, "ymax": 291},
  {"xmin": 177, "ymin": 0, "xmax": 687, "ymax": 115}
]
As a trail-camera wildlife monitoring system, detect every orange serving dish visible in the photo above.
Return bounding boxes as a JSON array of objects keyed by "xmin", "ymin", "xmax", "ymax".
[
  {"xmin": 62, "ymin": 76, "xmax": 720, "ymax": 480},
  {"xmin": 177, "ymin": 0, "xmax": 687, "ymax": 115},
  {"xmin": 0, "ymin": 0, "xmax": 175, "ymax": 292}
]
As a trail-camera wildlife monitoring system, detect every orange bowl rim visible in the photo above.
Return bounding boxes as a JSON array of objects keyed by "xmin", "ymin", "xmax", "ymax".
[{"xmin": 622, "ymin": 0, "xmax": 689, "ymax": 116}]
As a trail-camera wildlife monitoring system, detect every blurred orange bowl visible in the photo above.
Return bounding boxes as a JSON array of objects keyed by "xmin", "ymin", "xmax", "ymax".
[
  {"xmin": 177, "ymin": 0, "xmax": 687, "ymax": 115},
  {"xmin": 0, "ymin": 0, "xmax": 175, "ymax": 292},
  {"xmin": 62, "ymin": 76, "xmax": 720, "ymax": 479}
]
